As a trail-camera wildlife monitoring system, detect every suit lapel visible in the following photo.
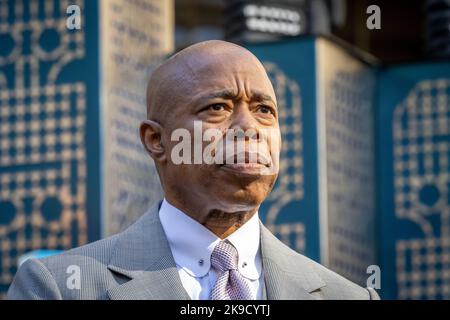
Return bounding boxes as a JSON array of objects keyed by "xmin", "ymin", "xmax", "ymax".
[
  {"xmin": 107, "ymin": 266, "xmax": 190, "ymax": 300},
  {"xmin": 260, "ymin": 223, "xmax": 326, "ymax": 300},
  {"xmin": 106, "ymin": 202, "xmax": 190, "ymax": 300},
  {"xmin": 105, "ymin": 202, "xmax": 325, "ymax": 300}
]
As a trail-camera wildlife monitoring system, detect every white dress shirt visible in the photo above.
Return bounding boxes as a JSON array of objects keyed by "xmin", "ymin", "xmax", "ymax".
[{"xmin": 158, "ymin": 198, "xmax": 263, "ymax": 300}]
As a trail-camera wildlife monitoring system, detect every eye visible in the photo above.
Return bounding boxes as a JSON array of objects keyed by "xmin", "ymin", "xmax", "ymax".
[
  {"xmin": 208, "ymin": 104, "xmax": 226, "ymax": 112},
  {"xmin": 258, "ymin": 105, "xmax": 274, "ymax": 115}
]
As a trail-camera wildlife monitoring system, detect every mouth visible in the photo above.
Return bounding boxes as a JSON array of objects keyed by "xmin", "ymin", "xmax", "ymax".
[{"xmin": 220, "ymin": 152, "xmax": 271, "ymax": 175}]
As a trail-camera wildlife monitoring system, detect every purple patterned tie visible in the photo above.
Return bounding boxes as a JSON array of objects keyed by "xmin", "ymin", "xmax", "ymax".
[{"xmin": 210, "ymin": 240, "xmax": 253, "ymax": 300}]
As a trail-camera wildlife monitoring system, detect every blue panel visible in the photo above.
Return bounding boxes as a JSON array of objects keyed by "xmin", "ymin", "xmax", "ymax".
[
  {"xmin": 246, "ymin": 38, "xmax": 320, "ymax": 262},
  {"xmin": 0, "ymin": 0, "xmax": 100, "ymax": 295},
  {"xmin": 377, "ymin": 62, "xmax": 450, "ymax": 299}
]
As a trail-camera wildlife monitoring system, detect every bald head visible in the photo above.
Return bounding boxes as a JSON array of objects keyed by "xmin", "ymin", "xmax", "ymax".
[{"xmin": 146, "ymin": 40, "xmax": 275, "ymax": 123}]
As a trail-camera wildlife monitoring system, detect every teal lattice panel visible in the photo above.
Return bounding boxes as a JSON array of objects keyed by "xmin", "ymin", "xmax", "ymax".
[
  {"xmin": 0, "ymin": 0, "xmax": 101, "ymax": 294},
  {"xmin": 378, "ymin": 63, "xmax": 450, "ymax": 299}
]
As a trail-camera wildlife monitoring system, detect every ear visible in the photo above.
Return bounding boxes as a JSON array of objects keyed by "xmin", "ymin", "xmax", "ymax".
[{"xmin": 140, "ymin": 120, "xmax": 166, "ymax": 163}]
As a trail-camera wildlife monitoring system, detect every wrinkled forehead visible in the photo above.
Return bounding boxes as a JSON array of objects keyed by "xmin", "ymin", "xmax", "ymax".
[
  {"xmin": 160, "ymin": 47, "xmax": 276, "ymax": 102},
  {"xmin": 194, "ymin": 52, "xmax": 273, "ymax": 96}
]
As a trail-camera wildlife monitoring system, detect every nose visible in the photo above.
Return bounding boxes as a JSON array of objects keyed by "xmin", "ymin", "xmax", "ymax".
[{"xmin": 229, "ymin": 106, "xmax": 260, "ymax": 141}]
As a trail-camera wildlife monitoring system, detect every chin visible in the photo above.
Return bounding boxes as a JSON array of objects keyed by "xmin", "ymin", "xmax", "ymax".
[
  {"xmin": 212, "ymin": 185, "xmax": 271, "ymax": 212},
  {"xmin": 200, "ymin": 166, "xmax": 278, "ymax": 211}
]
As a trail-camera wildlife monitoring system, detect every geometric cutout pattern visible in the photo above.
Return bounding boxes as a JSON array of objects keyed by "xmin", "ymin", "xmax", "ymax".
[
  {"xmin": 262, "ymin": 62, "xmax": 305, "ymax": 253},
  {"xmin": 393, "ymin": 79, "xmax": 450, "ymax": 299},
  {"xmin": 326, "ymin": 70, "xmax": 377, "ymax": 286},
  {"xmin": 0, "ymin": 0, "xmax": 87, "ymax": 293}
]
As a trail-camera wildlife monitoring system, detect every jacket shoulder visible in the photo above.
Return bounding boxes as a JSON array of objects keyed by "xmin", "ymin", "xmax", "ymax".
[
  {"xmin": 8, "ymin": 231, "xmax": 123, "ymax": 300},
  {"xmin": 307, "ymin": 257, "xmax": 375, "ymax": 299},
  {"xmin": 295, "ymin": 252, "xmax": 379, "ymax": 299},
  {"xmin": 264, "ymin": 229, "xmax": 378, "ymax": 300}
]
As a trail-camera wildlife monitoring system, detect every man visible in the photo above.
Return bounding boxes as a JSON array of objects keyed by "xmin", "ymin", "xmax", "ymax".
[{"xmin": 8, "ymin": 40, "xmax": 379, "ymax": 300}]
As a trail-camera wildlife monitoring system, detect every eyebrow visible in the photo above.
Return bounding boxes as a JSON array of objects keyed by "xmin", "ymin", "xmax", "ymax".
[{"xmin": 198, "ymin": 89, "xmax": 276, "ymax": 106}]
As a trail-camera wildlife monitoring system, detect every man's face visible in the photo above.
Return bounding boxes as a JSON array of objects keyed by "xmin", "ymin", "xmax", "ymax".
[{"xmin": 160, "ymin": 47, "xmax": 281, "ymax": 213}]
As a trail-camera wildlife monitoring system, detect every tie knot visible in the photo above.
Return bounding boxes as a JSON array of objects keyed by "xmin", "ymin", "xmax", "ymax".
[{"xmin": 211, "ymin": 240, "xmax": 238, "ymax": 272}]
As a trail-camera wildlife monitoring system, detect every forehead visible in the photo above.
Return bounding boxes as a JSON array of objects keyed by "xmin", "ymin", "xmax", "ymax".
[{"xmin": 175, "ymin": 48, "xmax": 276, "ymax": 100}]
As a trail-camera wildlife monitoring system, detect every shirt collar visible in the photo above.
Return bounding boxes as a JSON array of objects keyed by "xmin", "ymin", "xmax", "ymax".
[{"xmin": 158, "ymin": 198, "xmax": 262, "ymax": 280}]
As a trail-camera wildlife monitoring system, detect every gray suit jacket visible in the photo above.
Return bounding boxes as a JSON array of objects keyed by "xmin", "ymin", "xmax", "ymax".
[{"xmin": 7, "ymin": 203, "xmax": 380, "ymax": 300}]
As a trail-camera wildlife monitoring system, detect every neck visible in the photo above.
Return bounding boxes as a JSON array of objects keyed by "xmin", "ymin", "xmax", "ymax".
[
  {"xmin": 164, "ymin": 195, "xmax": 258, "ymax": 239},
  {"xmin": 201, "ymin": 208, "xmax": 258, "ymax": 238}
]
